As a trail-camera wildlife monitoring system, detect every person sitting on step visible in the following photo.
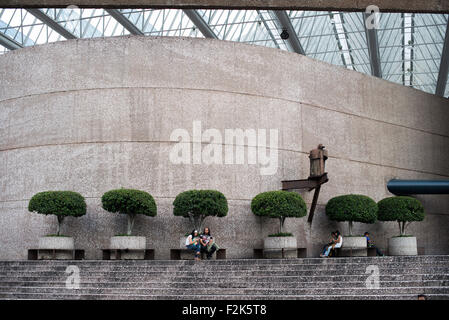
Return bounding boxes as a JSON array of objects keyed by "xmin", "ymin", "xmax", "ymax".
[
  {"xmin": 185, "ymin": 229, "xmax": 201, "ymax": 261},
  {"xmin": 321, "ymin": 230, "xmax": 343, "ymax": 258},
  {"xmin": 364, "ymin": 232, "xmax": 385, "ymax": 256},
  {"xmin": 199, "ymin": 227, "xmax": 219, "ymax": 260},
  {"xmin": 320, "ymin": 231, "xmax": 337, "ymax": 257}
]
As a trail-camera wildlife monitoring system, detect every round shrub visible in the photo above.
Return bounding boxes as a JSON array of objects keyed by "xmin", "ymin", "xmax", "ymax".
[
  {"xmin": 101, "ymin": 188, "xmax": 157, "ymax": 236},
  {"xmin": 173, "ymin": 190, "xmax": 228, "ymax": 231},
  {"xmin": 325, "ymin": 194, "xmax": 378, "ymax": 235},
  {"xmin": 101, "ymin": 189, "xmax": 157, "ymax": 217},
  {"xmin": 251, "ymin": 191, "xmax": 307, "ymax": 235},
  {"xmin": 378, "ymin": 196, "xmax": 425, "ymax": 236},
  {"xmin": 28, "ymin": 191, "xmax": 86, "ymax": 236}
]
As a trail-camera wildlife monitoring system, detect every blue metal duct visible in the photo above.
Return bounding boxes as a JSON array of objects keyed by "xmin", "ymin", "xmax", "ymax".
[{"xmin": 387, "ymin": 179, "xmax": 449, "ymax": 195}]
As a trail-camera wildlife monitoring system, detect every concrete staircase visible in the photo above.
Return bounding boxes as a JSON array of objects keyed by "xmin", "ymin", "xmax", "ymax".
[{"xmin": 0, "ymin": 256, "xmax": 448, "ymax": 300}]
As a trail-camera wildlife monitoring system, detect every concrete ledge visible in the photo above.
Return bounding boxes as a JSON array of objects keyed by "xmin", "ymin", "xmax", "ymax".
[
  {"xmin": 338, "ymin": 236, "xmax": 368, "ymax": 257},
  {"xmin": 170, "ymin": 249, "xmax": 226, "ymax": 260},
  {"xmin": 36, "ymin": 237, "xmax": 75, "ymax": 259},
  {"xmin": 254, "ymin": 248, "xmax": 307, "ymax": 259},
  {"xmin": 1, "ymin": 1, "xmax": 448, "ymax": 13},
  {"xmin": 102, "ymin": 249, "xmax": 154, "ymax": 260},
  {"xmin": 38, "ymin": 236, "xmax": 74, "ymax": 250},
  {"xmin": 28, "ymin": 249, "xmax": 84, "ymax": 260},
  {"xmin": 108, "ymin": 236, "xmax": 147, "ymax": 259}
]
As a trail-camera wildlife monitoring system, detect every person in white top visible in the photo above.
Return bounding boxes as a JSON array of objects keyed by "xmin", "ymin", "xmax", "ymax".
[
  {"xmin": 185, "ymin": 230, "xmax": 201, "ymax": 261},
  {"xmin": 321, "ymin": 230, "xmax": 343, "ymax": 257}
]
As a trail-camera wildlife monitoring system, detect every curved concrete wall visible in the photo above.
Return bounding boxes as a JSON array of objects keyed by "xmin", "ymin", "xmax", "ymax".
[{"xmin": 0, "ymin": 36, "xmax": 448, "ymax": 259}]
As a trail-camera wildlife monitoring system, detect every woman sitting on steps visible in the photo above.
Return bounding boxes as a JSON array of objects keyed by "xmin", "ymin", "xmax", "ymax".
[
  {"xmin": 200, "ymin": 227, "xmax": 219, "ymax": 260},
  {"xmin": 321, "ymin": 230, "xmax": 343, "ymax": 258},
  {"xmin": 185, "ymin": 230, "xmax": 201, "ymax": 261}
]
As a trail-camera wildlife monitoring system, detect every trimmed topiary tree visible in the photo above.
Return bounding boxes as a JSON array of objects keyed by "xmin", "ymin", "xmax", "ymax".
[
  {"xmin": 173, "ymin": 189, "xmax": 228, "ymax": 231},
  {"xmin": 28, "ymin": 191, "xmax": 87, "ymax": 236},
  {"xmin": 101, "ymin": 188, "xmax": 157, "ymax": 236},
  {"xmin": 377, "ymin": 196, "xmax": 425, "ymax": 236},
  {"xmin": 325, "ymin": 194, "xmax": 378, "ymax": 236},
  {"xmin": 251, "ymin": 191, "xmax": 307, "ymax": 235}
]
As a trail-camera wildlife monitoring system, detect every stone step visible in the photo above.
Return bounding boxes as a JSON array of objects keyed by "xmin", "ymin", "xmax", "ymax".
[
  {"xmin": 1, "ymin": 267, "xmax": 448, "ymax": 278},
  {"xmin": 1, "ymin": 255, "xmax": 449, "ymax": 266},
  {"xmin": 2, "ymin": 273, "xmax": 448, "ymax": 284},
  {"xmin": 0, "ymin": 292, "xmax": 445, "ymax": 300},
  {"xmin": 1, "ymin": 292, "xmax": 448, "ymax": 300},
  {"xmin": 3, "ymin": 261, "xmax": 448, "ymax": 272},
  {"xmin": 0, "ymin": 269, "xmax": 449, "ymax": 280},
  {"xmin": 0, "ymin": 279, "xmax": 447, "ymax": 289},
  {"xmin": 1, "ymin": 286, "xmax": 448, "ymax": 296},
  {"xmin": 1, "ymin": 257, "xmax": 448, "ymax": 300}
]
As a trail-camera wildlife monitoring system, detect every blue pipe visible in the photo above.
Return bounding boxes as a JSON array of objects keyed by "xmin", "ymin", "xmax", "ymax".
[{"xmin": 387, "ymin": 179, "xmax": 449, "ymax": 195}]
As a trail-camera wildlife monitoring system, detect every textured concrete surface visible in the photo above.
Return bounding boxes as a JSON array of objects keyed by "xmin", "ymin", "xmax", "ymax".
[
  {"xmin": 264, "ymin": 237, "xmax": 297, "ymax": 249},
  {"xmin": 0, "ymin": 36, "xmax": 448, "ymax": 260},
  {"xmin": 37, "ymin": 236, "xmax": 74, "ymax": 259},
  {"xmin": 340, "ymin": 236, "xmax": 367, "ymax": 257},
  {"xmin": 1, "ymin": 1, "xmax": 448, "ymax": 13},
  {"xmin": 263, "ymin": 236, "xmax": 297, "ymax": 258},
  {"xmin": 38, "ymin": 237, "xmax": 74, "ymax": 250},
  {"xmin": 0, "ymin": 257, "xmax": 448, "ymax": 300},
  {"xmin": 388, "ymin": 237, "xmax": 418, "ymax": 256},
  {"xmin": 109, "ymin": 236, "xmax": 146, "ymax": 249},
  {"xmin": 109, "ymin": 236, "xmax": 146, "ymax": 259}
]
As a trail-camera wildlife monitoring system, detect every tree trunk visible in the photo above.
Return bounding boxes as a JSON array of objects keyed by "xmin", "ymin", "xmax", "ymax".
[
  {"xmin": 188, "ymin": 213, "xmax": 206, "ymax": 232},
  {"xmin": 127, "ymin": 214, "xmax": 136, "ymax": 236},
  {"xmin": 398, "ymin": 221, "xmax": 406, "ymax": 236},
  {"xmin": 348, "ymin": 221, "xmax": 353, "ymax": 236},
  {"xmin": 401, "ymin": 221, "xmax": 407, "ymax": 236},
  {"xmin": 57, "ymin": 216, "xmax": 64, "ymax": 236},
  {"xmin": 279, "ymin": 217, "xmax": 286, "ymax": 234}
]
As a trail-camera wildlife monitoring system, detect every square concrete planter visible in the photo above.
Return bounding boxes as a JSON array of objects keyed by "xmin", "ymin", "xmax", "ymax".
[
  {"xmin": 263, "ymin": 236, "xmax": 297, "ymax": 259},
  {"xmin": 38, "ymin": 236, "xmax": 75, "ymax": 260},
  {"xmin": 388, "ymin": 236, "xmax": 418, "ymax": 256},
  {"xmin": 180, "ymin": 236, "xmax": 195, "ymax": 260},
  {"xmin": 180, "ymin": 236, "xmax": 189, "ymax": 249},
  {"xmin": 339, "ymin": 236, "xmax": 367, "ymax": 257},
  {"xmin": 110, "ymin": 236, "xmax": 146, "ymax": 260}
]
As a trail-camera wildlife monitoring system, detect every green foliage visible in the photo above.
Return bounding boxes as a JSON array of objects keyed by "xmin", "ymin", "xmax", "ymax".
[
  {"xmin": 28, "ymin": 191, "xmax": 86, "ymax": 218},
  {"xmin": 173, "ymin": 190, "xmax": 228, "ymax": 218},
  {"xmin": 325, "ymin": 194, "xmax": 378, "ymax": 223},
  {"xmin": 251, "ymin": 191, "xmax": 307, "ymax": 219},
  {"xmin": 101, "ymin": 188, "xmax": 157, "ymax": 217},
  {"xmin": 377, "ymin": 196, "xmax": 425, "ymax": 222}
]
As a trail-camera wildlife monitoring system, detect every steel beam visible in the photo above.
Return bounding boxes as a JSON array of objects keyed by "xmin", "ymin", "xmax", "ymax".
[
  {"xmin": 183, "ymin": 9, "xmax": 217, "ymax": 39},
  {"xmin": 387, "ymin": 179, "xmax": 449, "ymax": 195},
  {"xmin": 271, "ymin": 10, "xmax": 305, "ymax": 55},
  {"xmin": 436, "ymin": 19, "xmax": 449, "ymax": 97},
  {"xmin": 256, "ymin": 10, "xmax": 280, "ymax": 49},
  {"xmin": 0, "ymin": 32, "xmax": 23, "ymax": 50},
  {"xmin": 105, "ymin": 9, "xmax": 144, "ymax": 35},
  {"xmin": 363, "ymin": 12, "xmax": 382, "ymax": 78},
  {"xmin": 27, "ymin": 8, "xmax": 77, "ymax": 39}
]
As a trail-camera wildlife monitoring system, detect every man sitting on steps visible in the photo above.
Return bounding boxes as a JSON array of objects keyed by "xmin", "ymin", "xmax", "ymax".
[{"xmin": 364, "ymin": 232, "xmax": 385, "ymax": 256}]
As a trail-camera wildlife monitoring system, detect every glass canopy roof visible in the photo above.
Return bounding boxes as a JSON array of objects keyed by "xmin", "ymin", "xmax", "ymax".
[{"xmin": 0, "ymin": 8, "xmax": 448, "ymax": 98}]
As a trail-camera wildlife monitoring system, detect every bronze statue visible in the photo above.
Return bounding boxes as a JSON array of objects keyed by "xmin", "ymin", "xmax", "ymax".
[{"xmin": 309, "ymin": 144, "xmax": 328, "ymax": 178}]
